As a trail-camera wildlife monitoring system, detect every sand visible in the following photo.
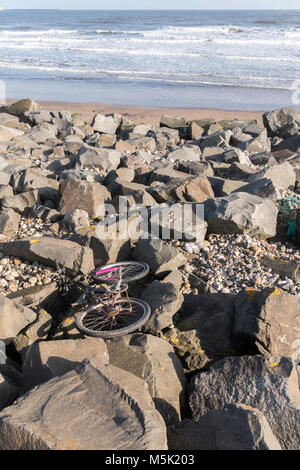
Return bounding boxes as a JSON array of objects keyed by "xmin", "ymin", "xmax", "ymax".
[{"xmin": 6, "ymin": 99, "xmax": 264, "ymax": 127}]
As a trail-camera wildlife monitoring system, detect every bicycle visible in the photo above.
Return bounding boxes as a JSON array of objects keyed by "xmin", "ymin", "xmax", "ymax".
[{"xmin": 59, "ymin": 261, "xmax": 151, "ymax": 339}]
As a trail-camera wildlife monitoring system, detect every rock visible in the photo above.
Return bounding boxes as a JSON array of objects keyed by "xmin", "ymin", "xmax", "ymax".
[
  {"xmin": 208, "ymin": 177, "xmax": 246, "ymax": 197},
  {"xmin": 111, "ymin": 180, "xmax": 156, "ymax": 207},
  {"xmin": 0, "ymin": 209, "xmax": 21, "ymax": 236},
  {"xmin": 133, "ymin": 238, "xmax": 186, "ymax": 275},
  {"xmin": 222, "ymin": 148, "xmax": 251, "ymax": 165},
  {"xmin": 233, "ymin": 287, "xmax": 300, "ymax": 359},
  {"xmin": 227, "ymin": 162, "xmax": 257, "ymax": 180},
  {"xmin": 59, "ymin": 177, "xmax": 110, "ymax": 219},
  {"xmin": 76, "ymin": 146, "xmax": 121, "ymax": 173},
  {"xmin": 2, "ymin": 237, "xmax": 94, "ymax": 275},
  {"xmin": 97, "ymin": 133, "xmax": 116, "ymax": 148},
  {"xmin": 128, "ymin": 136, "xmax": 156, "ymax": 153},
  {"xmin": 22, "ymin": 338, "xmax": 109, "ymax": 392},
  {"xmin": 149, "ymin": 202, "xmax": 207, "ymax": 243},
  {"xmin": 243, "ymin": 123, "xmax": 266, "ymax": 137},
  {"xmin": 80, "ymin": 218, "xmax": 131, "ymax": 266},
  {"xmin": 247, "ymin": 162, "xmax": 296, "ymax": 191},
  {"xmin": 177, "ymin": 161, "xmax": 214, "ymax": 177},
  {"xmin": 173, "ymin": 175, "xmax": 214, "ymax": 203},
  {"xmin": 219, "ymin": 119, "xmax": 255, "ymax": 131},
  {"xmin": 263, "ymin": 107, "xmax": 300, "ymax": 138},
  {"xmin": 0, "ymin": 295, "xmax": 36, "ymax": 341},
  {"xmin": 189, "ymin": 355, "xmax": 300, "ymax": 450},
  {"xmin": 176, "ymin": 293, "xmax": 235, "ymax": 362},
  {"xmin": 2, "ymin": 190, "xmax": 39, "ymax": 214},
  {"xmin": 239, "ymin": 132, "xmax": 271, "ymax": 155},
  {"xmin": 0, "ymin": 370, "xmax": 19, "ymax": 412},
  {"xmin": 30, "ymin": 205, "xmax": 60, "ymax": 222},
  {"xmin": 200, "ymin": 131, "xmax": 232, "ymax": 151},
  {"xmin": 164, "ymin": 328, "xmax": 210, "ymax": 373},
  {"xmin": 260, "ymin": 255, "xmax": 300, "ymax": 282},
  {"xmin": 167, "ymin": 145, "xmax": 201, "ymax": 162},
  {"xmin": 168, "ymin": 404, "xmax": 281, "ymax": 450},
  {"xmin": 0, "ymin": 185, "xmax": 14, "ymax": 201},
  {"xmin": 1, "ymin": 99, "xmax": 40, "ymax": 117},
  {"xmin": 249, "ymin": 152, "xmax": 277, "ymax": 166},
  {"xmin": 141, "ymin": 281, "xmax": 184, "ymax": 334},
  {"xmin": 11, "ymin": 168, "xmax": 60, "ymax": 201},
  {"xmin": 92, "ymin": 114, "xmax": 119, "ymax": 134},
  {"xmin": 12, "ymin": 307, "xmax": 53, "ymax": 353},
  {"xmin": 106, "ymin": 333, "xmax": 187, "ymax": 425},
  {"xmin": 148, "ymin": 167, "xmax": 188, "ymax": 185},
  {"xmin": 232, "ymin": 178, "xmax": 281, "ymax": 202},
  {"xmin": 61, "ymin": 209, "xmax": 89, "ymax": 232},
  {"xmin": 0, "ymin": 125, "xmax": 24, "ymax": 143},
  {"xmin": 0, "ymin": 113, "xmax": 19, "ymax": 127},
  {"xmin": 188, "ymin": 122, "xmax": 204, "ymax": 140},
  {"xmin": 274, "ymin": 134, "xmax": 300, "ymax": 154},
  {"xmin": 0, "ymin": 360, "xmax": 167, "ymax": 450},
  {"xmin": 204, "ymin": 192, "xmax": 278, "ymax": 239},
  {"xmin": 160, "ymin": 115, "xmax": 186, "ymax": 130},
  {"xmin": 115, "ymin": 140, "xmax": 134, "ymax": 154},
  {"xmin": 0, "ymin": 341, "xmax": 6, "ymax": 365}
]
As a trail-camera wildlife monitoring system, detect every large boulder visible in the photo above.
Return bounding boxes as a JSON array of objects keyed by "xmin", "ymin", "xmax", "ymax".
[
  {"xmin": 22, "ymin": 338, "xmax": 109, "ymax": 392},
  {"xmin": 0, "ymin": 126, "xmax": 24, "ymax": 143},
  {"xmin": 0, "ymin": 99, "xmax": 40, "ymax": 117},
  {"xmin": 189, "ymin": 355, "xmax": 300, "ymax": 450},
  {"xmin": 232, "ymin": 178, "xmax": 281, "ymax": 201},
  {"xmin": 168, "ymin": 404, "xmax": 281, "ymax": 450},
  {"xmin": 141, "ymin": 280, "xmax": 184, "ymax": 334},
  {"xmin": 247, "ymin": 162, "xmax": 296, "ymax": 191},
  {"xmin": 106, "ymin": 333, "xmax": 187, "ymax": 425},
  {"xmin": 0, "ymin": 295, "xmax": 36, "ymax": 341},
  {"xmin": 0, "ymin": 209, "xmax": 21, "ymax": 237},
  {"xmin": 76, "ymin": 146, "xmax": 121, "ymax": 173},
  {"xmin": 204, "ymin": 192, "xmax": 278, "ymax": 239},
  {"xmin": 175, "ymin": 293, "xmax": 235, "ymax": 366},
  {"xmin": 0, "ymin": 360, "xmax": 167, "ymax": 450},
  {"xmin": 59, "ymin": 177, "xmax": 111, "ymax": 219},
  {"xmin": 0, "ymin": 371, "xmax": 19, "ymax": 412},
  {"xmin": 2, "ymin": 191, "xmax": 39, "ymax": 214},
  {"xmin": 10, "ymin": 169, "xmax": 60, "ymax": 202},
  {"xmin": 133, "ymin": 238, "xmax": 187, "ymax": 275},
  {"xmin": 263, "ymin": 107, "xmax": 300, "ymax": 138},
  {"xmin": 149, "ymin": 202, "xmax": 207, "ymax": 243},
  {"xmin": 92, "ymin": 114, "xmax": 120, "ymax": 134},
  {"xmin": 167, "ymin": 145, "xmax": 201, "ymax": 163},
  {"xmin": 2, "ymin": 237, "xmax": 94, "ymax": 275},
  {"xmin": 233, "ymin": 288, "xmax": 300, "ymax": 359}
]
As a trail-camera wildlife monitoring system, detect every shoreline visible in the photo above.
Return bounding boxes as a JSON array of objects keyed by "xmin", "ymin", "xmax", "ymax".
[{"xmin": 5, "ymin": 98, "xmax": 264, "ymax": 126}]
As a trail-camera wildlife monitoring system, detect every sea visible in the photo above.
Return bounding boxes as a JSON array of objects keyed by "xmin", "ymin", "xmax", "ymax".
[{"xmin": 0, "ymin": 9, "xmax": 300, "ymax": 110}]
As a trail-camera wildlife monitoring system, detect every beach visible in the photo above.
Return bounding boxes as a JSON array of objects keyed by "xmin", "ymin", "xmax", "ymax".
[
  {"xmin": 5, "ymin": 98, "xmax": 265, "ymax": 126},
  {"xmin": 0, "ymin": 10, "xmax": 299, "ymax": 111}
]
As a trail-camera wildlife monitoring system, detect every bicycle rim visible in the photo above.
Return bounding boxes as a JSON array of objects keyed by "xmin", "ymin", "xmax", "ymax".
[
  {"xmin": 93, "ymin": 261, "xmax": 149, "ymax": 284},
  {"xmin": 75, "ymin": 298, "xmax": 151, "ymax": 338}
]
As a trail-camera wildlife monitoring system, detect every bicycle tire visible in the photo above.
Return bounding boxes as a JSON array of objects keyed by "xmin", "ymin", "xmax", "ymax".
[
  {"xmin": 75, "ymin": 298, "xmax": 151, "ymax": 338},
  {"xmin": 92, "ymin": 261, "xmax": 149, "ymax": 284}
]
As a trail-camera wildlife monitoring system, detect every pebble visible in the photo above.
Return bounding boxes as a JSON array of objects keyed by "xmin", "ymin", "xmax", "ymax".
[{"xmin": 181, "ymin": 233, "xmax": 299, "ymax": 295}]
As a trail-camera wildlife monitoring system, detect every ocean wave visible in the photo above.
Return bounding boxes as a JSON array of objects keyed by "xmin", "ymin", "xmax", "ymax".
[{"xmin": 0, "ymin": 60, "xmax": 294, "ymax": 90}]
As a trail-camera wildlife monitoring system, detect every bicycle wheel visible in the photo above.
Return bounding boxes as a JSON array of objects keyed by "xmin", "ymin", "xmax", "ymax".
[
  {"xmin": 92, "ymin": 261, "xmax": 149, "ymax": 285},
  {"xmin": 75, "ymin": 298, "xmax": 151, "ymax": 338}
]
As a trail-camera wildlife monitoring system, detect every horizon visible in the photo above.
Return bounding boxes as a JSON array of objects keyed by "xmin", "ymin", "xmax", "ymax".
[{"xmin": 1, "ymin": 7, "xmax": 300, "ymax": 10}]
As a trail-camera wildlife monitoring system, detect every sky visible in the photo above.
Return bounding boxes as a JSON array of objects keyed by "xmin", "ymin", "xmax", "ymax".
[{"xmin": 0, "ymin": 0, "xmax": 299, "ymax": 10}]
